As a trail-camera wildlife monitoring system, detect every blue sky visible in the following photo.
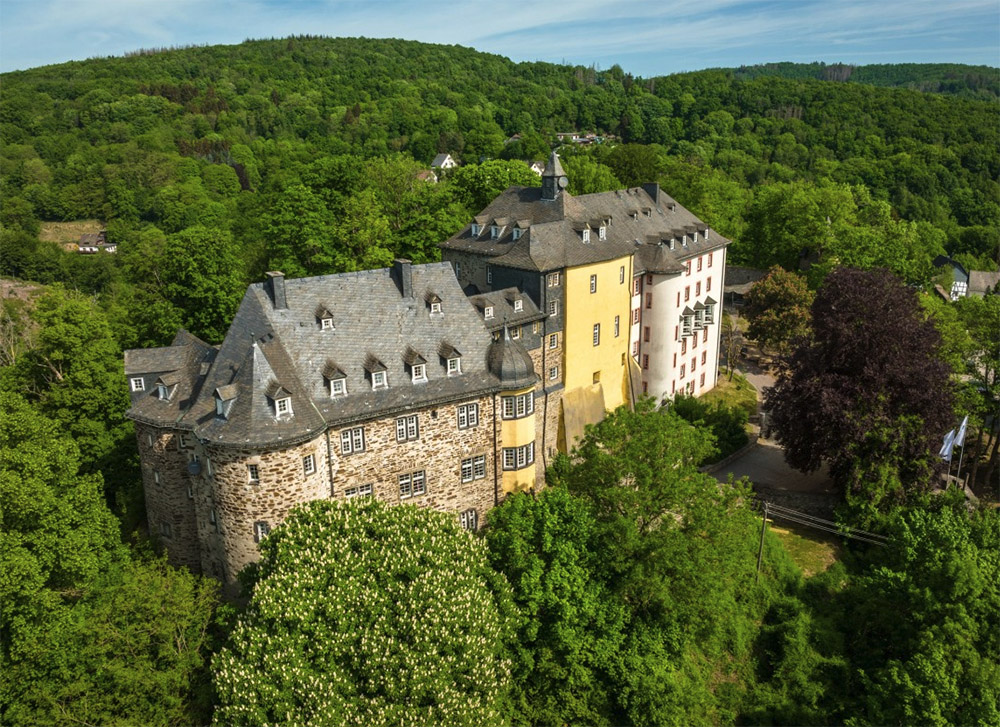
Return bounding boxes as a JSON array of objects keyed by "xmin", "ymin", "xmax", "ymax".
[{"xmin": 1, "ymin": 0, "xmax": 997, "ymax": 75}]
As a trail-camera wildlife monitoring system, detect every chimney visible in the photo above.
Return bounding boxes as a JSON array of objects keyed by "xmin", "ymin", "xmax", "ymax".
[
  {"xmin": 393, "ymin": 259, "xmax": 413, "ymax": 299},
  {"xmin": 642, "ymin": 182, "xmax": 660, "ymax": 205},
  {"xmin": 265, "ymin": 271, "xmax": 287, "ymax": 309}
]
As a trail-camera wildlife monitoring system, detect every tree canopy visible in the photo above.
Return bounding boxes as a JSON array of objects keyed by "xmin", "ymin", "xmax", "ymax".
[{"xmin": 213, "ymin": 498, "xmax": 513, "ymax": 726}]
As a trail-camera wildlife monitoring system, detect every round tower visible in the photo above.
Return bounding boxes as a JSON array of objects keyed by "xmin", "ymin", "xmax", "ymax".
[{"xmin": 487, "ymin": 327, "xmax": 539, "ymax": 494}]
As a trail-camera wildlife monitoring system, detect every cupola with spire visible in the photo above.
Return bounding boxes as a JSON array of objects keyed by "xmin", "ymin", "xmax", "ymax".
[{"xmin": 540, "ymin": 151, "xmax": 568, "ymax": 201}]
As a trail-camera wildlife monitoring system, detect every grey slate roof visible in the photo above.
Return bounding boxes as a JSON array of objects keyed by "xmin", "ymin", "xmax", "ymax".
[
  {"xmin": 469, "ymin": 286, "xmax": 546, "ymax": 333},
  {"xmin": 124, "ymin": 330, "xmax": 217, "ymax": 429},
  {"xmin": 487, "ymin": 328, "xmax": 537, "ymax": 389},
  {"xmin": 126, "ymin": 262, "xmax": 521, "ymax": 448},
  {"xmin": 440, "ymin": 182, "xmax": 729, "ymax": 274},
  {"xmin": 968, "ymin": 270, "xmax": 1000, "ymax": 297}
]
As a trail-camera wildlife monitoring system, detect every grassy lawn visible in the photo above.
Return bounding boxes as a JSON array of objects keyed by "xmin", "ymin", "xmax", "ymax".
[
  {"xmin": 39, "ymin": 219, "xmax": 102, "ymax": 247},
  {"xmin": 703, "ymin": 370, "xmax": 758, "ymax": 418},
  {"xmin": 769, "ymin": 522, "xmax": 844, "ymax": 578}
]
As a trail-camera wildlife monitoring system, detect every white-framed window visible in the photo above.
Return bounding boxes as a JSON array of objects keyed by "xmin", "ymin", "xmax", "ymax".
[
  {"xmin": 399, "ymin": 470, "xmax": 426, "ymax": 498},
  {"xmin": 549, "ymin": 333, "xmax": 558, "ymax": 349},
  {"xmin": 430, "ymin": 301, "xmax": 442, "ymax": 315},
  {"xmin": 457, "ymin": 402, "xmax": 479, "ymax": 429},
  {"xmin": 590, "ymin": 274, "xmax": 597, "ymax": 294},
  {"xmin": 547, "ymin": 272, "xmax": 560, "ymax": 287},
  {"xmin": 600, "ymin": 226, "xmax": 607, "ymax": 240},
  {"xmin": 532, "ymin": 322, "xmax": 539, "ymax": 334},
  {"xmin": 275, "ymin": 397, "xmax": 292, "ymax": 418},
  {"xmin": 247, "ymin": 464, "xmax": 260, "ymax": 484},
  {"xmin": 157, "ymin": 383, "xmax": 169, "ymax": 400},
  {"xmin": 130, "ymin": 377, "xmax": 145, "ymax": 392},
  {"xmin": 549, "ymin": 365, "xmax": 559, "ymax": 380},
  {"xmin": 582, "ymin": 229, "xmax": 591, "ymax": 243},
  {"xmin": 454, "ymin": 261, "xmax": 461, "ymax": 277},
  {"xmin": 447, "ymin": 357, "xmax": 461, "ymax": 376},
  {"xmin": 460, "ymin": 508, "xmax": 479, "ymax": 531},
  {"xmin": 340, "ymin": 427, "xmax": 365, "ymax": 454},
  {"xmin": 501, "ymin": 391, "xmax": 534, "ymax": 419},
  {"xmin": 491, "ymin": 225, "xmax": 501, "ymax": 239},
  {"xmin": 513, "ymin": 299, "xmax": 523, "ymax": 312},
  {"xmin": 593, "ymin": 323, "xmax": 600, "ymax": 346},
  {"xmin": 372, "ymin": 371, "xmax": 387, "ymax": 390},
  {"xmin": 512, "ymin": 228, "xmax": 522, "ymax": 240},
  {"xmin": 461, "ymin": 454, "xmax": 487, "ymax": 483},
  {"xmin": 548, "ymin": 300, "xmax": 558, "ymax": 316},
  {"xmin": 215, "ymin": 398, "xmax": 225, "ymax": 417},
  {"xmin": 303, "ymin": 453, "xmax": 316, "ymax": 475},
  {"xmin": 146, "ymin": 433, "xmax": 153, "ymax": 447},
  {"xmin": 633, "ymin": 278, "xmax": 641, "ymax": 295},
  {"xmin": 330, "ymin": 377, "xmax": 347, "ymax": 397},
  {"xmin": 396, "ymin": 414, "xmax": 419, "ymax": 442},
  {"xmin": 153, "ymin": 468, "xmax": 161, "ymax": 485},
  {"xmin": 619, "ymin": 265, "xmax": 625, "ymax": 283},
  {"xmin": 321, "ymin": 317, "xmax": 335, "ymax": 331},
  {"xmin": 705, "ymin": 303, "xmax": 716, "ymax": 324},
  {"xmin": 632, "ymin": 341, "xmax": 639, "ymax": 356},
  {"xmin": 614, "ymin": 315, "xmax": 620, "ymax": 337},
  {"xmin": 708, "ymin": 252, "xmax": 713, "ymax": 267},
  {"xmin": 345, "ymin": 483, "xmax": 373, "ymax": 499},
  {"xmin": 484, "ymin": 306, "xmax": 494, "ymax": 320},
  {"xmin": 501, "ymin": 442, "xmax": 534, "ymax": 470},
  {"xmin": 253, "ymin": 521, "xmax": 270, "ymax": 543},
  {"xmin": 632, "ymin": 308, "xmax": 640, "ymax": 324},
  {"xmin": 487, "ymin": 265, "xmax": 493, "ymax": 283},
  {"xmin": 697, "ymin": 256, "xmax": 703, "ymax": 272},
  {"xmin": 471, "ymin": 223, "xmax": 481, "ymax": 236},
  {"xmin": 511, "ymin": 326, "xmax": 520, "ymax": 340},
  {"xmin": 411, "ymin": 363, "xmax": 427, "ymax": 383}
]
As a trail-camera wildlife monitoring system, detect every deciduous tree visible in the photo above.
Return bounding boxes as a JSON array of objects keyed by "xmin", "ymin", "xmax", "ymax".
[
  {"xmin": 213, "ymin": 499, "xmax": 514, "ymax": 726},
  {"xmin": 743, "ymin": 265, "xmax": 814, "ymax": 353},
  {"xmin": 765, "ymin": 268, "xmax": 954, "ymax": 512}
]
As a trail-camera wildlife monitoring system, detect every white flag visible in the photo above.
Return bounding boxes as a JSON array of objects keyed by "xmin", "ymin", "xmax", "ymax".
[
  {"xmin": 939, "ymin": 429, "xmax": 956, "ymax": 461},
  {"xmin": 955, "ymin": 415, "xmax": 969, "ymax": 448}
]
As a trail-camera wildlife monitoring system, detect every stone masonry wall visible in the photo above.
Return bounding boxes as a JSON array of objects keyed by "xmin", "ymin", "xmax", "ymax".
[{"xmin": 135, "ymin": 423, "xmax": 200, "ymax": 570}]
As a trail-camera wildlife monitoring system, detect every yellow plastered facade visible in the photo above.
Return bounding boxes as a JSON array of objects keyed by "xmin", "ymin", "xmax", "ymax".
[
  {"xmin": 500, "ymin": 385, "xmax": 537, "ymax": 493},
  {"xmin": 563, "ymin": 256, "xmax": 633, "ymax": 412}
]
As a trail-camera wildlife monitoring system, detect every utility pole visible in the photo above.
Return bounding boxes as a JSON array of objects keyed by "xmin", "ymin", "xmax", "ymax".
[{"xmin": 755, "ymin": 501, "xmax": 769, "ymax": 583}]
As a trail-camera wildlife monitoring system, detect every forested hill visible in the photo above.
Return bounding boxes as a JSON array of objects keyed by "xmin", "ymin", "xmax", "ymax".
[
  {"xmin": 726, "ymin": 61, "xmax": 1000, "ymax": 100},
  {"xmin": 2, "ymin": 36, "xmax": 998, "ymax": 349}
]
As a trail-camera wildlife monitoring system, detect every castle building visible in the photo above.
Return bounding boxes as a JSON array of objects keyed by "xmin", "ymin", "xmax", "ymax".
[{"xmin": 124, "ymin": 154, "xmax": 729, "ymax": 583}]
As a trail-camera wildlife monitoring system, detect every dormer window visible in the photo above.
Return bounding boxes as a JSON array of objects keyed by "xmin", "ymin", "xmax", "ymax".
[
  {"xmin": 490, "ymin": 225, "xmax": 501, "ymax": 239},
  {"xmin": 513, "ymin": 299, "xmax": 523, "ymax": 312},
  {"xmin": 157, "ymin": 383, "xmax": 169, "ymax": 400},
  {"xmin": 214, "ymin": 386, "xmax": 237, "ymax": 418},
  {"xmin": 412, "ymin": 363, "xmax": 427, "ymax": 383},
  {"xmin": 323, "ymin": 362, "xmax": 347, "ymax": 398},
  {"xmin": 430, "ymin": 301, "xmax": 441, "ymax": 315},
  {"xmin": 582, "ymin": 229, "xmax": 591, "ymax": 243},
  {"xmin": 215, "ymin": 398, "xmax": 225, "ymax": 416},
  {"xmin": 372, "ymin": 371, "xmax": 387, "ymax": 390},
  {"xmin": 426, "ymin": 292, "xmax": 443, "ymax": 315},
  {"xmin": 330, "ymin": 377, "xmax": 347, "ymax": 397},
  {"xmin": 693, "ymin": 231, "xmax": 699, "ymax": 242},
  {"xmin": 130, "ymin": 377, "xmax": 145, "ymax": 392},
  {"xmin": 275, "ymin": 397, "xmax": 292, "ymax": 418},
  {"xmin": 404, "ymin": 348, "xmax": 427, "ymax": 384},
  {"xmin": 599, "ymin": 226, "xmax": 606, "ymax": 240},
  {"xmin": 447, "ymin": 357, "xmax": 461, "ymax": 376},
  {"xmin": 484, "ymin": 306, "xmax": 494, "ymax": 320},
  {"xmin": 316, "ymin": 305, "xmax": 335, "ymax": 330},
  {"xmin": 512, "ymin": 228, "xmax": 522, "ymax": 240},
  {"xmin": 471, "ymin": 223, "xmax": 481, "ymax": 236}
]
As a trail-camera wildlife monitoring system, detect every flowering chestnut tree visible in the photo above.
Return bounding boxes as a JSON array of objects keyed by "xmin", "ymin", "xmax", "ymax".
[{"xmin": 212, "ymin": 498, "xmax": 513, "ymax": 726}]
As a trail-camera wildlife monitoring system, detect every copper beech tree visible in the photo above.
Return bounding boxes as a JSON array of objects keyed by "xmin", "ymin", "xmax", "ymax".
[{"xmin": 765, "ymin": 268, "xmax": 954, "ymax": 513}]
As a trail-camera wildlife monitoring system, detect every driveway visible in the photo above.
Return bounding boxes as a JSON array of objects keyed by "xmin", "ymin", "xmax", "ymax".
[{"xmin": 713, "ymin": 363, "xmax": 836, "ymax": 495}]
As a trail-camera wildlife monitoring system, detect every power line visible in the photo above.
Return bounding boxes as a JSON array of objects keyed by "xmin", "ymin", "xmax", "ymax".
[{"xmin": 757, "ymin": 501, "xmax": 889, "ymax": 546}]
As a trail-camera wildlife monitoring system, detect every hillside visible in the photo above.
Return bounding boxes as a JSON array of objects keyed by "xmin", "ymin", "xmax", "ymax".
[
  {"xmin": 1, "ymin": 36, "xmax": 998, "ymax": 344},
  {"xmin": 727, "ymin": 61, "xmax": 1000, "ymax": 100}
]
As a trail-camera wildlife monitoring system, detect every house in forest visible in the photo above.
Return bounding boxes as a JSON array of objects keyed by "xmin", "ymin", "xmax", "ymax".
[{"xmin": 431, "ymin": 153, "xmax": 458, "ymax": 169}]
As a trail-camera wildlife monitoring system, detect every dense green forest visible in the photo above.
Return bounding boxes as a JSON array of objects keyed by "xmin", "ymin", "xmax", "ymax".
[
  {"xmin": 727, "ymin": 61, "xmax": 1000, "ymax": 100},
  {"xmin": 1, "ymin": 37, "xmax": 998, "ymax": 725}
]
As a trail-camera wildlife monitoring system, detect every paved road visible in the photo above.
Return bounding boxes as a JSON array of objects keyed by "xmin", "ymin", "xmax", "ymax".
[{"xmin": 714, "ymin": 363, "xmax": 836, "ymax": 494}]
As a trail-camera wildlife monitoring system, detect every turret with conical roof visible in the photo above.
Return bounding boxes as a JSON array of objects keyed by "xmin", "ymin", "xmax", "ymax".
[{"xmin": 540, "ymin": 151, "xmax": 568, "ymax": 201}]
